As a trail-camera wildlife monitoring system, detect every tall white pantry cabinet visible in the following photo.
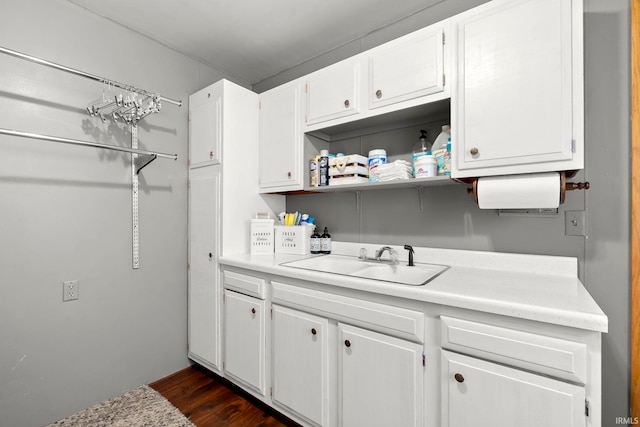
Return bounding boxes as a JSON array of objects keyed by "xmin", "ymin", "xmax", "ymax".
[{"xmin": 187, "ymin": 79, "xmax": 284, "ymax": 372}]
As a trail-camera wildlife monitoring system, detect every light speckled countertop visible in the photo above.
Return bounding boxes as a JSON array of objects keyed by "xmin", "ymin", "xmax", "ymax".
[{"xmin": 219, "ymin": 242, "xmax": 607, "ymax": 333}]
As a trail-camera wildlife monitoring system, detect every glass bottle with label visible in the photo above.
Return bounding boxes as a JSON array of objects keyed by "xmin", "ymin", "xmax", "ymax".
[
  {"xmin": 320, "ymin": 227, "xmax": 331, "ymax": 254},
  {"xmin": 310, "ymin": 228, "xmax": 321, "ymax": 254}
]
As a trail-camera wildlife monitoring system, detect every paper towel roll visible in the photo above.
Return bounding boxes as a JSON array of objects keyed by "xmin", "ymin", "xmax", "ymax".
[{"xmin": 476, "ymin": 172, "xmax": 560, "ymax": 209}]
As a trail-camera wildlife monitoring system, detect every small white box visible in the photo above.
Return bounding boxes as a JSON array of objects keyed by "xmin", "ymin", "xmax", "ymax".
[
  {"xmin": 250, "ymin": 219, "xmax": 274, "ymax": 254},
  {"xmin": 274, "ymin": 225, "xmax": 315, "ymax": 254}
]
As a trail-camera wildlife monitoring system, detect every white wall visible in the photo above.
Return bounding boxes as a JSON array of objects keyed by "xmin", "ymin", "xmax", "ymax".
[{"xmin": 0, "ymin": 1, "xmax": 233, "ymax": 425}]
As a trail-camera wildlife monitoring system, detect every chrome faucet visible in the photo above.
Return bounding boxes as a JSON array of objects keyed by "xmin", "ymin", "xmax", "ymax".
[{"xmin": 374, "ymin": 246, "xmax": 399, "ymax": 264}]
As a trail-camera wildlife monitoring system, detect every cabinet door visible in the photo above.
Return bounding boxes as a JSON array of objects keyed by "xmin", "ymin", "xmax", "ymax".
[
  {"xmin": 453, "ymin": 0, "xmax": 581, "ymax": 177},
  {"xmin": 259, "ymin": 81, "xmax": 303, "ymax": 192},
  {"xmin": 188, "ymin": 166, "xmax": 221, "ymax": 370},
  {"xmin": 224, "ymin": 290, "xmax": 265, "ymax": 395},
  {"xmin": 369, "ymin": 24, "xmax": 445, "ymax": 110},
  {"xmin": 272, "ymin": 305, "xmax": 329, "ymax": 427},
  {"xmin": 189, "ymin": 86, "xmax": 222, "ymax": 167},
  {"xmin": 339, "ymin": 323, "xmax": 423, "ymax": 427},
  {"xmin": 442, "ymin": 351, "xmax": 585, "ymax": 427},
  {"xmin": 305, "ymin": 58, "xmax": 360, "ymax": 126}
]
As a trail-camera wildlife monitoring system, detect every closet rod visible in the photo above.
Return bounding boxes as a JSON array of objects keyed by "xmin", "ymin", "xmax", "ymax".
[
  {"xmin": 0, "ymin": 128, "xmax": 178, "ymax": 160},
  {"xmin": 0, "ymin": 45, "xmax": 182, "ymax": 107}
]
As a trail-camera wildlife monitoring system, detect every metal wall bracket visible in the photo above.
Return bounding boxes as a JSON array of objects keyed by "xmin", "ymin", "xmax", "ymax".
[{"xmin": 134, "ymin": 153, "xmax": 157, "ymax": 174}]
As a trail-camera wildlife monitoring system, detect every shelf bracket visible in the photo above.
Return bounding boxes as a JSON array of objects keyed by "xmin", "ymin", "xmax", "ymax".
[
  {"xmin": 416, "ymin": 186, "xmax": 424, "ymax": 212},
  {"xmin": 134, "ymin": 153, "xmax": 158, "ymax": 174}
]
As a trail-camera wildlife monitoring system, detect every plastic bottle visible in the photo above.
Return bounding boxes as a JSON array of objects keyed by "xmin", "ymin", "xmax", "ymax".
[
  {"xmin": 310, "ymin": 228, "xmax": 321, "ymax": 254},
  {"xmin": 435, "ymin": 138, "xmax": 452, "ymax": 176},
  {"xmin": 309, "ymin": 154, "xmax": 320, "ymax": 187},
  {"xmin": 431, "ymin": 125, "xmax": 451, "ymax": 153},
  {"xmin": 319, "ymin": 150, "xmax": 329, "ymax": 186},
  {"xmin": 320, "ymin": 227, "xmax": 332, "ymax": 254}
]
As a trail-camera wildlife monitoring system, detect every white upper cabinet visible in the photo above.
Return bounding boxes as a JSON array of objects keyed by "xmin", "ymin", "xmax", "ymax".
[
  {"xmin": 451, "ymin": 0, "xmax": 583, "ymax": 178},
  {"xmin": 189, "ymin": 87, "xmax": 222, "ymax": 167},
  {"xmin": 368, "ymin": 23, "xmax": 447, "ymax": 110},
  {"xmin": 259, "ymin": 80, "xmax": 304, "ymax": 192},
  {"xmin": 305, "ymin": 58, "xmax": 361, "ymax": 127}
]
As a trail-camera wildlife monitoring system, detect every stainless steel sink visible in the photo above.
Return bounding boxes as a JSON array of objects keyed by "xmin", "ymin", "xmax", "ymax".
[{"xmin": 281, "ymin": 254, "xmax": 448, "ymax": 286}]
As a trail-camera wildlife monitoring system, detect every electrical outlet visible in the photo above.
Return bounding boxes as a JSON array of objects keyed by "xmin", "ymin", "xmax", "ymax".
[
  {"xmin": 565, "ymin": 210, "xmax": 586, "ymax": 236},
  {"xmin": 63, "ymin": 280, "xmax": 79, "ymax": 302}
]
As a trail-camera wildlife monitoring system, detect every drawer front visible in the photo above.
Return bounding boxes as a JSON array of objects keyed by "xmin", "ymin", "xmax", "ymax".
[
  {"xmin": 223, "ymin": 270, "xmax": 266, "ymax": 299},
  {"xmin": 441, "ymin": 316, "xmax": 587, "ymax": 384},
  {"xmin": 272, "ymin": 281, "xmax": 423, "ymax": 343}
]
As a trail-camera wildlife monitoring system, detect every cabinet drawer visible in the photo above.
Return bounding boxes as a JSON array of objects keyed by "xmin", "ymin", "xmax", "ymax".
[
  {"xmin": 441, "ymin": 316, "xmax": 587, "ymax": 384},
  {"xmin": 223, "ymin": 270, "xmax": 266, "ymax": 299},
  {"xmin": 272, "ymin": 281, "xmax": 423, "ymax": 343}
]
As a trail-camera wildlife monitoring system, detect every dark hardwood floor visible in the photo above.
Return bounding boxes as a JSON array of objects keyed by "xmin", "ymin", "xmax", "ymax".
[{"xmin": 149, "ymin": 365, "xmax": 301, "ymax": 427}]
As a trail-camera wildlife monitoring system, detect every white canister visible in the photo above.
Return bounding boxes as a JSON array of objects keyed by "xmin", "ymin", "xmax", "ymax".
[
  {"xmin": 414, "ymin": 154, "xmax": 437, "ymax": 178},
  {"xmin": 368, "ymin": 149, "xmax": 387, "ymax": 182}
]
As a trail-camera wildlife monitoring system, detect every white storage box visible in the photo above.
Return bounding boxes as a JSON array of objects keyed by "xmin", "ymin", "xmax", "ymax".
[
  {"xmin": 274, "ymin": 225, "xmax": 315, "ymax": 254},
  {"xmin": 250, "ymin": 218, "xmax": 274, "ymax": 254},
  {"xmin": 329, "ymin": 154, "xmax": 369, "ymax": 186}
]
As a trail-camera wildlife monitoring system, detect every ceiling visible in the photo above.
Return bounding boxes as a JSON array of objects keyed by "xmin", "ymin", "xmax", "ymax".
[{"xmin": 67, "ymin": 0, "xmax": 442, "ymax": 86}]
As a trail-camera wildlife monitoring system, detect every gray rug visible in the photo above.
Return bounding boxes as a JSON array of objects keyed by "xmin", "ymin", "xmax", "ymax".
[{"xmin": 46, "ymin": 385, "xmax": 195, "ymax": 427}]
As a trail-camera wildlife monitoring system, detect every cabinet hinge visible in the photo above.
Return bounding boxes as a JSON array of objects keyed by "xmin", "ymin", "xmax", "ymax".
[
  {"xmin": 422, "ymin": 353, "xmax": 426, "ymax": 367},
  {"xmin": 258, "ymin": 100, "xmax": 262, "ymax": 109},
  {"xmin": 270, "ymin": 387, "xmax": 273, "ymax": 397},
  {"xmin": 443, "ymin": 73, "xmax": 446, "ymax": 87},
  {"xmin": 585, "ymin": 399, "xmax": 590, "ymax": 417},
  {"xmin": 223, "ymin": 293, "xmax": 226, "ymax": 303},
  {"xmin": 305, "ymin": 83, "xmax": 308, "ymax": 93},
  {"xmin": 442, "ymin": 32, "xmax": 445, "ymax": 45},
  {"xmin": 572, "ymin": 140, "xmax": 576, "ymax": 153},
  {"xmin": 188, "ymin": 111, "xmax": 191, "ymax": 121},
  {"xmin": 270, "ymin": 307, "xmax": 273, "ymax": 319},
  {"xmin": 187, "ymin": 262, "xmax": 190, "ymax": 269}
]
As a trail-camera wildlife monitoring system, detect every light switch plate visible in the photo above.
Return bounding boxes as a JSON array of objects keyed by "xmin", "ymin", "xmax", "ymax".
[{"xmin": 565, "ymin": 210, "xmax": 586, "ymax": 236}]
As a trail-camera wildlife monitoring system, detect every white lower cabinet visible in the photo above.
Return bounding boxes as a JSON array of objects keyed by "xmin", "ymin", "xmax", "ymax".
[
  {"xmin": 442, "ymin": 351, "xmax": 585, "ymax": 427},
  {"xmin": 338, "ymin": 323, "xmax": 424, "ymax": 427},
  {"xmin": 187, "ymin": 166, "xmax": 221, "ymax": 371},
  {"xmin": 223, "ymin": 289, "xmax": 266, "ymax": 395},
  {"xmin": 272, "ymin": 305, "xmax": 329, "ymax": 427},
  {"xmin": 214, "ymin": 270, "xmax": 601, "ymax": 427}
]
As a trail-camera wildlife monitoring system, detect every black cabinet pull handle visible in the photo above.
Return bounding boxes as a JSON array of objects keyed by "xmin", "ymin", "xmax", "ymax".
[
  {"xmin": 454, "ymin": 373, "xmax": 465, "ymax": 383},
  {"xmin": 344, "ymin": 339, "xmax": 351, "ymax": 348},
  {"xmin": 311, "ymin": 328, "xmax": 317, "ymax": 335},
  {"xmin": 251, "ymin": 308, "xmax": 256, "ymax": 314}
]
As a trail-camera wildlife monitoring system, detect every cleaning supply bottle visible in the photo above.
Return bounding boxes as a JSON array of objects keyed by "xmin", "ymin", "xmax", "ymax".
[
  {"xmin": 320, "ymin": 227, "xmax": 331, "ymax": 254},
  {"xmin": 412, "ymin": 130, "xmax": 431, "ymax": 177},
  {"xmin": 310, "ymin": 227, "xmax": 321, "ymax": 254},
  {"xmin": 432, "ymin": 125, "xmax": 451, "ymax": 175},
  {"xmin": 431, "ymin": 125, "xmax": 451, "ymax": 153},
  {"xmin": 319, "ymin": 150, "xmax": 329, "ymax": 186}
]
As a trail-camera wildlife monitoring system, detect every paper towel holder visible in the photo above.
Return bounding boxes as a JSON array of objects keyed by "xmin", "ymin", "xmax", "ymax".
[{"xmin": 462, "ymin": 171, "xmax": 590, "ymax": 206}]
